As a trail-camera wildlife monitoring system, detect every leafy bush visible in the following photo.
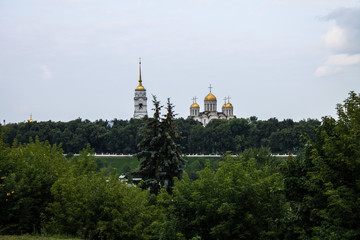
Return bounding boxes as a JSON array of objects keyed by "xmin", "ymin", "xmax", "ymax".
[
  {"xmin": 157, "ymin": 154, "xmax": 286, "ymax": 240},
  {"xmin": 43, "ymin": 159, "xmax": 159, "ymax": 240},
  {"xmin": 0, "ymin": 137, "xmax": 69, "ymax": 234}
]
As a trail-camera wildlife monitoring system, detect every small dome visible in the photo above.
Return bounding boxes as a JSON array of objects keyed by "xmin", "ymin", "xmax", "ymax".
[
  {"xmin": 204, "ymin": 92, "xmax": 216, "ymax": 101},
  {"xmin": 190, "ymin": 102, "xmax": 200, "ymax": 108},
  {"xmin": 28, "ymin": 114, "xmax": 34, "ymax": 123},
  {"xmin": 135, "ymin": 83, "xmax": 146, "ymax": 91},
  {"xmin": 225, "ymin": 102, "xmax": 233, "ymax": 108}
]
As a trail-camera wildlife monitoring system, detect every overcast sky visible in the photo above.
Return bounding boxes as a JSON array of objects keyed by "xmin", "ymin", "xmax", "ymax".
[{"xmin": 1, "ymin": 0, "xmax": 359, "ymax": 123}]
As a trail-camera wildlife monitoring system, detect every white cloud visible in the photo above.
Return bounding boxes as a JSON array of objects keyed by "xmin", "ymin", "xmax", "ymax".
[
  {"xmin": 315, "ymin": 54, "xmax": 360, "ymax": 77},
  {"xmin": 325, "ymin": 54, "xmax": 360, "ymax": 66},
  {"xmin": 322, "ymin": 26, "xmax": 346, "ymax": 49},
  {"xmin": 40, "ymin": 65, "xmax": 53, "ymax": 80},
  {"xmin": 323, "ymin": 7, "xmax": 360, "ymax": 54},
  {"xmin": 316, "ymin": 7, "xmax": 360, "ymax": 77}
]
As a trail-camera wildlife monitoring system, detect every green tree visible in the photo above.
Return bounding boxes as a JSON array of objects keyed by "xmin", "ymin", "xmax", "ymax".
[
  {"xmin": 0, "ymin": 137, "xmax": 69, "ymax": 234},
  {"xmin": 136, "ymin": 96, "xmax": 186, "ymax": 195},
  {"xmin": 158, "ymin": 155, "xmax": 286, "ymax": 240},
  {"xmin": 282, "ymin": 91, "xmax": 360, "ymax": 239},
  {"xmin": 43, "ymin": 151, "xmax": 159, "ymax": 240}
]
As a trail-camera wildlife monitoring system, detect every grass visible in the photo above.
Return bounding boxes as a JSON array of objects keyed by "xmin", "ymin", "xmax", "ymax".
[
  {"xmin": 95, "ymin": 156, "xmax": 140, "ymax": 174},
  {"xmin": 0, "ymin": 236, "xmax": 80, "ymax": 240},
  {"xmin": 95, "ymin": 155, "xmax": 224, "ymax": 179},
  {"xmin": 94, "ymin": 155, "xmax": 287, "ymax": 177}
]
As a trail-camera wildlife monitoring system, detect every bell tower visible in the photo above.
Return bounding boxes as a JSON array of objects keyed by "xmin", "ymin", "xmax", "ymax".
[{"xmin": 133, "ymin": 58, "xmax": 148, "ymax": 119}]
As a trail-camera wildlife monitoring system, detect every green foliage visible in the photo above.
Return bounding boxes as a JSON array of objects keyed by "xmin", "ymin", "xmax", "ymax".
[
  {"xmin": 0, "ymin": 135, "xmax": 159, "ymax": 239},
  {"xmin": 136, "ymin": 97, "xmax": 186, "ymax": 194},
  {"xmin": 0, "ymin": 137, "xmax": 70, "ymax": 234},
  {"xmin": 282, "ymin": 91, "xmax": 360, "ymax": 239},
  {"xmin": 0, "ymin": 235, "xmax": 80, "ymax": 240},
  {"xmin": 43, "ymin": 170, "xmax": 158, "ymax": 240},
  {"xmin": 2, "ymin": 115, "xmax": 320, "ymax": 155},
  {"xmin": 94, "ymin": 156, "xmax": 139, "ymax": 175},
  {"xmin": 183, "ymin": 156, "xmax": 222, "ymax": 180},
  {"xmin": 2, "ymin": 91, "xmax": 358, "ymax": 240},
  {"xmin": 158, "ymin": 154, "xmax": 286, "ymax": 240}
]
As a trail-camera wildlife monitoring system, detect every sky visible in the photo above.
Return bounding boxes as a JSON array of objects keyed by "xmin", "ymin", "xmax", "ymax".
[{"xmin": 0, "ymin": 0, "xmax": 359, "ymax": 124}]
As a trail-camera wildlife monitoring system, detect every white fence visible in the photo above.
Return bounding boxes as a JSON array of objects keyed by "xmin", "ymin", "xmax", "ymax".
[{"xmin": 66, "ymin": 153, "xmax": 296, "ymax": 158}]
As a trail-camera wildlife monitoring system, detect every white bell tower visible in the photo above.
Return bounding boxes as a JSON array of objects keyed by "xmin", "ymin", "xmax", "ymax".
[{"xmin": 133, "ymin": 58, "xmax": 148, "ymax": 119}]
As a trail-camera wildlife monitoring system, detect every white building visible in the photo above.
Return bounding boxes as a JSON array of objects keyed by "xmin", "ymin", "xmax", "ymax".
[
  {"xmin": 189, "ymin": 85, "xmax": 235, "ymax": 126},
  {"xmin": 133, "ymin": 58, "xmax": 148, "ymax": 119}
]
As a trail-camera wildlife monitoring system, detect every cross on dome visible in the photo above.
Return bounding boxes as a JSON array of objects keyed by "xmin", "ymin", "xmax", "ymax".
[{"xmin": 227, "ymin": 96, "xmax": 231, "ymax": 103}]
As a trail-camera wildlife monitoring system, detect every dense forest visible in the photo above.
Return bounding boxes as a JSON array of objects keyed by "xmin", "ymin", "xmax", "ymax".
[
  {"xmin": 1, "ymin": 116, "xmax": 320, "ymax": 154},
  {"xmin": 1, "ymin": 91, "xmax": 359, "ymax": 240}
]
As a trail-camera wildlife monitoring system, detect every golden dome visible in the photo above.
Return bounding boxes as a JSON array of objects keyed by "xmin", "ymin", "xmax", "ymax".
[
  {"xmin": 135, "ymin": 83, "xmax": 146, "ymax": 91},
  {"xmin": 204, "ymin": 92, "xmax": 216, "ymax": 101},
  {"xmin": 225, "ymin": 102, "xmax": 233, "ymax": 108},
  {"xmin": 28, "ymin": 114, "xmax": 34, "ymax": 123},
  {"xmin": 190, "ymin": 102, "xmax": 200, "ymax": 108}
]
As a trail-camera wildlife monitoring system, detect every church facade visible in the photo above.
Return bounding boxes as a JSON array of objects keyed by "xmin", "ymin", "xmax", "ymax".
[
  {"xmin": 133, "ymin": 58, "xmax": 148, "ymax": 119},
  {"xmin": 189, "ymin": 86, "xmax": 235, "ymax": 126}
]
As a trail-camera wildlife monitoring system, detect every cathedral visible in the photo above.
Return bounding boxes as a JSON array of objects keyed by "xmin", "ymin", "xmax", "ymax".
[
  {"xmin": 189, "ymin": 85, "xmax": 235, "ymax": 126},
  {"xmin": 133, "ymin": 59, "xmax": 235, "ymax": 125}
]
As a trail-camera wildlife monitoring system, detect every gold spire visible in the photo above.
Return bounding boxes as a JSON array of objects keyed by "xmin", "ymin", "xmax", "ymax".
[{"xmin": 135, "ymin": 58, "xmax": 146, "ymax": 91}]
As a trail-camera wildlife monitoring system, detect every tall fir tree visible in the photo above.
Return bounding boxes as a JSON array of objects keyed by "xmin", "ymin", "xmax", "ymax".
[
  {"xmin": 135, "ymin": 96, "xmax": 185, "ymax": 194},
  {"xmin": 161, "ymin": 98, "xmax": 186, "ymax": 192}
]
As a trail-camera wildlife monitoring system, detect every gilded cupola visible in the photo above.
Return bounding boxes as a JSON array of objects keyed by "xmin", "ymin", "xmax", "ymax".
[
  {"xmin": 225, "ymin": 102, "xmax": 233, "ymax": 108},
  {"xmin": 190, "ymin": 97, "xmax": 200, "ymax": 108},
  {"xmin": 204, "ymin": 85, "xmax": 217, "ymax": 101},
  {"xmin": 204, "ymin": 92, "xmax": 217, "ymax": 101},
  {"xmin": 190, "ymin": 97, "xmax": 200, "ymax": 117},
  {"xmin": 28, "ymin": 114, "xmax": 34, "ymax": 123},
  {"xmin": 191, "ymin": 102, "xmax": 200, "ymax": 108}
]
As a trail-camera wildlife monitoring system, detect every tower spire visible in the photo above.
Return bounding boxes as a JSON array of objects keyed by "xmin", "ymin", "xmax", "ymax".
[
  {"xmin": 135, "ymin": 57, "xmax": 145, "ymax": 90},
  {"xmin": 139, "ymin": 57, "xmax": 142, "ymax": 85}
]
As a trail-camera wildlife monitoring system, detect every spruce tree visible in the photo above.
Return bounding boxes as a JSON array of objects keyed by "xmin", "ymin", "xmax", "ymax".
[
  {"xmin": 135, "ymin": 96, "xmax": 186, "ymax": 194},
  {"xmin": 161, "ymin": 98, "xmax": 186, "ymax": 193}
]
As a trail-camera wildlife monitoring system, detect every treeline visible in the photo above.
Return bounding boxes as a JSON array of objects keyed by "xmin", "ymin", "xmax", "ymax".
[
  {"xmin": 1, "ymin": 91, "xmax": 359, "ymax": 239},
  {"xmin": 1, "ymin": 116, "xmax": 320, "ymax": 154}
]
